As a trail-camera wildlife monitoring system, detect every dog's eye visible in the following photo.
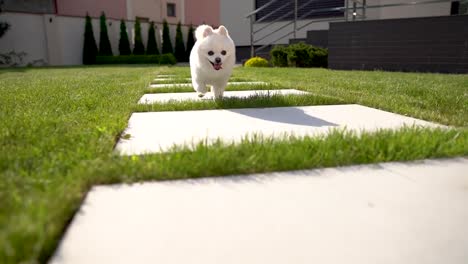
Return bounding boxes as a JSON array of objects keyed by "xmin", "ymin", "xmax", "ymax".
[
  {"xmin": 208, "ymin": 51, "xmax": 214, "ymax": 56},
  {"xmin": 221, "ymin": 50, "xmax": 227, "ymax": 56}
]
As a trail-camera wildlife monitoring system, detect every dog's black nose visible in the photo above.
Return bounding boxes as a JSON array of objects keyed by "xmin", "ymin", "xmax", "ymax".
[{"xmin": 215, "ymin": 57, "xmax": 221, "ymax": 63}]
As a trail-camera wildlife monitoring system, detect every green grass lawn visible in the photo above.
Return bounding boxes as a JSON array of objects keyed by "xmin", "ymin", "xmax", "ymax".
[{"xmin": 0, "ymin": 65, "xmax": 467, "ymax": 264}]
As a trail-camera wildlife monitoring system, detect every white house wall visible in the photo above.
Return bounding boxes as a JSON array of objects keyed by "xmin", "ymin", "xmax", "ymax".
[
  {"xmin": 0, "ymin": 13, "xmax": 49, "ymax": 65},
  {"xmin": 0, "ymin": 12, "xmax": 187, "ymax": 66}
]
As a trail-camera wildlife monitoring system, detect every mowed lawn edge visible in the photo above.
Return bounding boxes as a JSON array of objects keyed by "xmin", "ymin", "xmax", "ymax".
[{"xmin": 0, "ymin": 65, "xmax": 467, "ymax": 264}]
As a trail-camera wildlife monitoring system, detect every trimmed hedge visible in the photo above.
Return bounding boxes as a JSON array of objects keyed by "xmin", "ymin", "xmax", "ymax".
[
  {"xmin": 95, "ymin": 54, "xmax": 176, "ymax": 65},
  {"xmin": 146, "ymin": 21, "xmax": 159, "ymax": 55},
  {"xmin": 133, "ymin": 18, "xmax": 145, "ymax": 55},
  {"xmin": 162, "ymin": 20, "xmax": 173, "ymax": 54},
  {"xmin": 270, "ymin": 42, "xmax": 328, "ymax": 68},
  {"xmin": 244, "ymin": 57, "xmax": 269, "ymax": 67},
  {"xmin": 174, "ymin": 21, "xmax": 186, "ymax": 62},
  {"xmin": 185, "ymin": 24, "xmax": 195, "ymax": 61},
  {"xmin": 83, "ymin": 14, "xmax": 98, "ymax": 65},
  {"xmin": 119, "ymin": 20, "xmax": 131, "ymax": 55},
  {"xmin": 99, "ymin": 12, "xmax": 113, "ymax": 56}
]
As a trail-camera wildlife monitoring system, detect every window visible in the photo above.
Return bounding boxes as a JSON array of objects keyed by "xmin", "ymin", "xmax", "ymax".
[
  {"xmin": 454, "ymin": 0, "xmax": 468, "ymax": 14},
  {"xmin": 255, "ymin": 0, "xmax": 344, "ymax": 22},
  {"xmin": 167, "ymin": 3, "xmax": 176, "ymax": 17},
  {"xmin": 2, "ymin": 0, "xmax": 55, "ymax": 14}
]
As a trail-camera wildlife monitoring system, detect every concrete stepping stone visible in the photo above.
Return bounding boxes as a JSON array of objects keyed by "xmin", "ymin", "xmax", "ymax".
[
  {"xmin": 138, "ymin": 89, "xmax": 308, "ymax": 104},
  {"xmin": 155, "ymin": 74, "xmax": 176, "ymax": 78},
  {"xmin": 153, "ymin": 77, "xmax": 189, "ymax": 82},
  {"xmin": 149, "ymin": 81, "xmax": 269, "ymax": 88},
  {"xmin": 153, "ymin": 77, "xmax": 248, "ymax": 82},
  {"xmin": 49, "ymin": 158, "xmax": 468, "ymax": 264},
  {"xmin": 115, "ymin": 104, "xmax": 442, "ymax": 155}
]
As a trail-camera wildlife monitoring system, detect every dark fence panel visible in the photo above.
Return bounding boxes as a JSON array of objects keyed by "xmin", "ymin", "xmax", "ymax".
[
  {"xmin": 328, "ymin": 15, "xmax": 468, "ymax": 73},
  {"xmin": 306, "ymin": 30, "xmax": 329, "ymax": 48}
]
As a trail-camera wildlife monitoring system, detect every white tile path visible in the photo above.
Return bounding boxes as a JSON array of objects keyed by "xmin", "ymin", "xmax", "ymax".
[
  {"xmin": 138, "ymin": 89, "xmax": 308, "ymax": 104},
  {"xmin": 153, "ymin": 77, "xmax": 245, "ymax": 82},
  {"xmin": 49, "ymin": 157, "xmax": 468, "ymax": 264},
  {"xmin": 115, "ymin": 104, "xmax": 442, "ymax": 155},
  {"xmin": 153, "ymin": 77, "xmax": 190, "ymax": 82},
  {"xmin": 155, "ymin": 74, "xmax": 176, "ymax": 78},
  {"xmin": 49, "ymin": 75, "xmax": 465, "ymax": 264},
  {"xmin": 149, "ymin": 81, "xmax": 269, "ymax": 88}
]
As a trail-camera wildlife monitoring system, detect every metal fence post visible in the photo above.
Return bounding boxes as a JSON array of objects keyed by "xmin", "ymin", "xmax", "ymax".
[
  {"xmin": 294, "ymin": 0, "xmax": 298, "ymax": 38},
  {"xmin": 345, "ymin": 0, "xmax": 349, "ymax": 21},
  {"xmin": 250, "ymin": 15, "xmax": 254, "ymax": 57},
  {"xmin": 363, "ymin": 0, "xmax": 367, "ymax": 19},
  {"xmin": 352, "ymin": 1, "xmax": 357, "ymax": 21}
]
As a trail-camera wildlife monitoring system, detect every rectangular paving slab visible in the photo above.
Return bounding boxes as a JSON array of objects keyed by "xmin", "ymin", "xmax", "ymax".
[
  {"xmin": 139, "ymin": 89, "xmax": 308, "ymax": 104},
  {"xmin": 153, "ymin": 77, "xmax": 189, "ymax": 82},
  {"xmin": 115, "ymin": 104, "xmax": 442, "ymax": 155},
  {"xmin": 155, "ymin": 74, "xmax": 176, "ymax": 78},
  {"xmin": 149, "ymin": 81, "xmax": 269, "ymax": 88},
  {"xmin": 49, "ymin": 158, "xmax": 468, "ymax": 264}
]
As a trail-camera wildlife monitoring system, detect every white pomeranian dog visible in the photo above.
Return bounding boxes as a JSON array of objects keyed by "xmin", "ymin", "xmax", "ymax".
[{"xmin": 190, "ymin": 25, "xmax": 236, "ymax": 100}]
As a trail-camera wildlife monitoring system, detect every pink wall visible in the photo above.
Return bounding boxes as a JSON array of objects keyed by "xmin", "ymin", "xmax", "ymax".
[
  {"xmin": 57, "ymin": 0, "xmax": 127, "ymax": 20},
  {"xmin": 185, "ymin": 0, "xmax": 219, "ymax": 27}
]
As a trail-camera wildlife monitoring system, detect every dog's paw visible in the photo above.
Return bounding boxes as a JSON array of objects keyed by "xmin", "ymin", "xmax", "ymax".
[
  {"xmin": 197, "ymin": 92, "xmax": 206, "ymax": 98},
  {"xmin": 213, "ymin": 95, "xmax": 224, "ymax": 101}
]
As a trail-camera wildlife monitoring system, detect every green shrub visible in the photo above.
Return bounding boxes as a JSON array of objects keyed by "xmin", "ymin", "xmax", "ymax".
[
  {"xmin": 118, "ymin": 20, "xmax": 131, "ymax": 55},
  {"xmin": 270, "ymin": 45, "xmax": 288, "ymax": 67},
  {"xmin": 146, "ymin": 21, "xmax": 159, "ymax": 55},
  {"xmin": 185, "ymin": 24, "xmax": 195, "ymax": 60},
  {"xmin": 174, "ymin": 22, "xmax": 186, "ymax": 62},
  {"xmin": 270, "ymin": 42, "xmax": 328, "ymax": 68},
  {"xmin": 133, "ymin": 18, "xmax": 145, "ymax": 55},
  {"xmin": 244, "ymin": 57, "xmax": 269, "ymax": 67},
  {"xmin": 95, "ymin": 54, "xmax": 176, "ymax": 65},
  {"xmin": 83, "ymin": 14, "xmax": 98, "ymax": 65},
  {"xmin": 98, "ymin": 12, "xmax": 113, "ymax": 56},
  {"xmin": 159, "ymin": 53, "xmax": 177, "ymax": 65},
  {"xmin": 162, "ymin": 20, "xmax": 173, "ymax": 54}
]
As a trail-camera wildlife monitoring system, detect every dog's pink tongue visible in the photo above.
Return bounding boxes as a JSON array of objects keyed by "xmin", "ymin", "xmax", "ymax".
[{"xmin": 213, "ymin": 63, "xmax": 223, "ymax": 70}]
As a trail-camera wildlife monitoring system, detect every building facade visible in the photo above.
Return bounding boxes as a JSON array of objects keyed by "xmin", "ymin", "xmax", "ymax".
[
  {"xmin": 0, "ymin": 0, "xmax": 219, "ymax": 66},
  {"xmin": 220, "ymin": 0, "xmax": 455, "ymax": 48}
]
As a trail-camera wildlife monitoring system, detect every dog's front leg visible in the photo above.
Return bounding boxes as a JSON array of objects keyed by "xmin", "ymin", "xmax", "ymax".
[
  {"xmin": 192, "ymin": 79, "xmax": 208, "ymax": 97},
  {"xmin": 212, "ymin": 84, "xmax": 226, "ymax": 100}
]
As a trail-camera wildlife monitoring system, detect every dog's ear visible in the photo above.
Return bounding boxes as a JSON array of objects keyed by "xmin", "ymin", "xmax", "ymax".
[
  {"xmin": 203, "ymin": 26, "xmax": 213, "ymax": 38},
  {"xmin": 218, "ymin": 25, "xmax": 229, "ymax": 36}
]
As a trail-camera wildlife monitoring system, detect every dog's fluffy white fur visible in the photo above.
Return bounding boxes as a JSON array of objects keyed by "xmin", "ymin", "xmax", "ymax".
[{"xmin": 190, "ymin": 25, "xmax": 236, "ymax": 99}]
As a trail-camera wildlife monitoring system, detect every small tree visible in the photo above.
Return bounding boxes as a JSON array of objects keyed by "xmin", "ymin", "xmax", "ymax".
[
  {"xmin": 161, "ymin": 20, "xmax": 173, "ymax": 54},
  {"xmin": 99, "ymin": 12, "xmax": 113, "ymax": 56},
  {"xmin": 119, "ymin": 20, "xmax": 131, "ymax": 55},
  {"xmin": 83, "ymin": 14, "xmax": 98, "ymax": 64},
  {"xmin": 146, "ymin": 21, "xmax": 159, "ymax": 55},
  {"xmin": 185, "ymin": 24, "xmax": 195, "ymax": 60},
  {"xmin": 133, "ymin": 18, "xmax": 145, "ymax": 55},
  {"xmin": 174, "ymin": 21, "xmax": 186, "ymax": 62}
]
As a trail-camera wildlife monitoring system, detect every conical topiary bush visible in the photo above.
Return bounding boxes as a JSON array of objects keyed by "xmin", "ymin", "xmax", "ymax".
[
  {"xmin": 119, "ymin": 20, "xmax": 131, "ymax": 55},
  {"xmin": 174, "ymin": 21, "xmax": 186, "ymax": 62},
  {"xmin": 133, "ymin": 18, "xmax": 145, "ymax": 55},
  {"xmin": 83, "ymin": 13, "xmax": 98, "ymax": 64},
  {"xmin": 99, "ymin": 12, "xmax": 113, "ymax": 56},
  {"xmin": 185, "ymin": 24, "xmax": 195, "ymax": 60},
  {"xmin": 146, "ymin": 21, "xmax": 159, "ymax": 55},
  {"xmin": 161, "ymin": 19, "xmax": 173, "ymax": 54}
]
